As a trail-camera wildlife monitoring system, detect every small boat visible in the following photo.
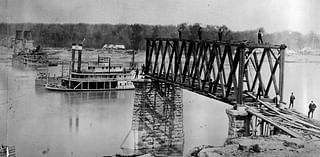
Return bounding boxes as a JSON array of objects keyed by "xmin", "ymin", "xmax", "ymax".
[{"xmin": 45, "ymin": 44, "xmax": 135, "ymax": 91}]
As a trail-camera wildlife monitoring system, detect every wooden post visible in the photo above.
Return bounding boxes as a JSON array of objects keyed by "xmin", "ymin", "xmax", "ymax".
[
  {"xmin": 77, "ymin": 45, "xmax": 82, "ymax": 73},
  {"xmin": 236, "ymin": 44, "xmax": 246, "ymax": 106},
  {"xmin": 69, "ymin": 61, "xmax": 72, "ymax": 88},
  {"xmin": 61, "ymin": 62, "xmax": 64, "ymax": 78},
  {"xmin": 279, "ymin": 44, "xmax": 286, "ymax": 102},
  {"xmin": 109, "ymin": 57, "xmax": 111, "ymax": 73},
  {"xmin": 145, "ymin": 40, "xmax": 150, "ymax": 75},
  {"xmin": 71, "ymin": 43, "xmax": 76, "ymax": 72}
]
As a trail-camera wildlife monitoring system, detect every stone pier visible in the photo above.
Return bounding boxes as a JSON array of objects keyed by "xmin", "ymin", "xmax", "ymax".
[
  {"xmin": 226, "ymin": 107, "xmax": 251, "ymax": 138},
  {"xmin": 122, "ymin": 82, "xmax": 184, "ymax": 156}
]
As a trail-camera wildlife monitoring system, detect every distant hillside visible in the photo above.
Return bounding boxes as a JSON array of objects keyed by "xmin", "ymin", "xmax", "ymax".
[{"xmin": 0, "ymin": 23, "xmax": 319, "ymax": 51}]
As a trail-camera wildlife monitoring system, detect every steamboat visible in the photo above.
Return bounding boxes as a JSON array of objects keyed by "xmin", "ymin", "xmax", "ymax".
[{"xmin": 45, "ymin": 44, "xmax": 135, "ymax": 91}]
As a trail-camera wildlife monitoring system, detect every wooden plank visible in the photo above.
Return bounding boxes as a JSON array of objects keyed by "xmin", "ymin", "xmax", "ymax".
[
  {"xmin": 246, "ymin": 108, "xmax": 302, "ymax": 138},
  {"xmin": 246, "ymin": 92, "xmax": 320, "ymax": 131}
]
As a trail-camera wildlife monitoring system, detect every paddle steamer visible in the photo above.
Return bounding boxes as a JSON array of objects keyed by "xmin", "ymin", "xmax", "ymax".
[{"xmin": 45, "ymin": 44, "xmax": 135, "ymax": 91}]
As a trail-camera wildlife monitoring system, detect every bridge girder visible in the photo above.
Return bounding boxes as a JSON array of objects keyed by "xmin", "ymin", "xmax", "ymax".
[{"xmin": 145, "ymin": 38, "xmax": 286, "ymax": 105}]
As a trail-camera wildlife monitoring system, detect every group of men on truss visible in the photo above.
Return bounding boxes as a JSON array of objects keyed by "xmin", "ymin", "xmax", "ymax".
[
  {"xmin": 178, "ymin": 26, "xmax": 264, "ymax": 44},
  {"xmin": 177, "ymin": 26, "xmax": 319, "ymax": 119}
]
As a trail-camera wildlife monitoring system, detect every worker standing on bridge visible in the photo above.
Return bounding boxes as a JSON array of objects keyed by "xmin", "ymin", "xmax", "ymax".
[
  {"xmin": 289, "ymin": 92, "xmax": 295, "ymax": 109},
  {"xmin": 308, "ymin": 101, "xmax": 317, "ymax": 118},
  {"xmin": 218, "ymin": 28, "xmax": 223, "ymax": 41},
  {"xmin": 198, "ymin": 27, "xmax": 202, "ymax": 40},
  {"xmin": 258, "ymin": 29, "xmax": 263, "ymax": 44}
]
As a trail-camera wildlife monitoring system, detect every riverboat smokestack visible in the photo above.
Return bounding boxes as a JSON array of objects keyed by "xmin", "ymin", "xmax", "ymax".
[
  {"xmin": 23, "ymin": 31, "xmax": 32, "ymax": 40},
  {"xmin": 71, "ymin": 43, "xmax": 76, "ymax": 72},
  {"xmin": 15, "ymin": 30, "xmax": 23, "ymax": 40},
  {"xmin": 77, "ymin": 43, "xmax": 82, "ymax": 72}
]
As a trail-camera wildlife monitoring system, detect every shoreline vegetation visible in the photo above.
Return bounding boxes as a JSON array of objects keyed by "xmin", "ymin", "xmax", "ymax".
[{"xmin": 1, "ymin": 23, "xmax": 320, "ymax": 53}]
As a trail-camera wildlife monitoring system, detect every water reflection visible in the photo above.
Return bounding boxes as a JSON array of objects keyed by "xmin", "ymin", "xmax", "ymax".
[
  {"xmin": 121, "ymin": 82, "xmax": 184, "ymax": 156},
  {"xmin": 68, "ymin": 114, "xmax": 79, "ymax": 133},
  {"xmin": 61, "ymin": 91, "xmax": 119, "ymax": 105}
]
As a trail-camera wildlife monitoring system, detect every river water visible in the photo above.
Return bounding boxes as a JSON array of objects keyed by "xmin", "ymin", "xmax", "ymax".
[{"xmin": 0, "ymin": 46, "xmax": 320, "ymax": 156}]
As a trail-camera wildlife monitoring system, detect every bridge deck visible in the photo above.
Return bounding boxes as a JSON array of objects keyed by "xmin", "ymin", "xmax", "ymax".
[{"xmin": 244, "ymin": 93, "xmax": 320, "ymax": 140}]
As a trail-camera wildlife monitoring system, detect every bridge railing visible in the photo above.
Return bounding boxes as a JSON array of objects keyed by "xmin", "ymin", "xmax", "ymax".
[{"xmin": 145, "ymin": 38, "xmax": 286, "ymax": 105}]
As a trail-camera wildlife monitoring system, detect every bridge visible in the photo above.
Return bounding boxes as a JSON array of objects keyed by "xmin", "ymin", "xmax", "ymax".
[
  {"xmin": 141, "ymin": 38, "xmax": 320, "ymax": 140},
  {"xmin": 144, "ymin": 38, "xmax": 286, "ymax": 105},
  {"xmin": 120, "ymin": 38, "xmax": 320, "ymax": 156}
]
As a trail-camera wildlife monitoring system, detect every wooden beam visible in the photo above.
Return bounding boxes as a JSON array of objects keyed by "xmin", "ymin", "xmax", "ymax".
[
  {"xmin": 145, "ymin": 39, "xmax": 150, "ymax": 74},
  {"xmin": 159, "ymin": 40, "xmax": 169, "ymax": 77},
  {"xmin": 212, "ymin": 45, "xmax": 227, "ymax": 96},
  {"xmin": 182, "ymin": 41, "xmax": 194, "ymax": 83},
  {"xmin": 266, "ymin": 49, "xmax": 279, "ymax": 93},
  {"xmin": 174, "ymin": 40, "xmax": 183, "ymax": 82},
  {"xmin": 190, "ymin": 42, "xmax": 201, "ymax": 83},
  {"xmin": 165, "ymin": 41, "xmax": 175, "ymax": 81},
  {"xmin": 279, "ymin": 45, "xmax": 286, "ymax": 101},
  {"xmin": 152, "ymin": 40, "xmax": 162, "ymax": 75},
  {"xmin": 237, "ymin": 45, "xmax": 245, "ymax": 105},
  {"xmin": 265, "ymin": 55, "xmax": 280, "ymax": 95},
  {"xmin": 202, "ymin": 44, "xmax": 216, "ymax": 91},
  {"xmin": 246, "ymin": 108, "xmax": 302, "ymax": 138},
  {"xmin": 251, "ymin": 50, "xmax": 267, "ymax": 92},
  {"xmin": 225, "ymin": 46, "xmax": 239, "ymax": 97}
]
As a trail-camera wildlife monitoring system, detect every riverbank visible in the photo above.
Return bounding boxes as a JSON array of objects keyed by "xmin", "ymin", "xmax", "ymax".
[
  {"xmin": 111, "ymin": 134, "xmax": 320, "ymax": 157},
  {"xmin": 186, "ymin": 106, "xmax": 320, "ymax": 157},
  {"xmin": 186, "ymin": 135, "xmax": 320, "ymax": 157}
]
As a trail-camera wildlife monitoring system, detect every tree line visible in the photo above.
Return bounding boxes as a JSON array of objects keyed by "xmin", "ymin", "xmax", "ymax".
[{"xmin": 0, "ymin": 23, "xmax": 319, "ymax": 52}]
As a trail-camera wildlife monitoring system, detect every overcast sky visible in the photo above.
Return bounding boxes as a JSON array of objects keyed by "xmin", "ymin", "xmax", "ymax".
[{"xmin": 0, "ymin": 0, "xmax": 319, "ymax": 34}]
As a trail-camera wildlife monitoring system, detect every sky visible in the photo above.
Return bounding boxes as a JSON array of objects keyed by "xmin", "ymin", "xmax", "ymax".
[{"xmin": 0, "ymin": 0, "xmax": 320, "ymax": 34}]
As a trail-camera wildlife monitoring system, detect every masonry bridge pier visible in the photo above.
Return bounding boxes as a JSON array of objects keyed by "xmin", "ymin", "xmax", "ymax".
[{"xmin": 138, "ymin": 38, "xmax": 320, "ymax": 141}]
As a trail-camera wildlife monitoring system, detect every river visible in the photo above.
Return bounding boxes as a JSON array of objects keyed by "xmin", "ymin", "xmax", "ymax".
[{"xmin": 0, "ymin": 46, "xmax": 320, "ymax": 156}]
